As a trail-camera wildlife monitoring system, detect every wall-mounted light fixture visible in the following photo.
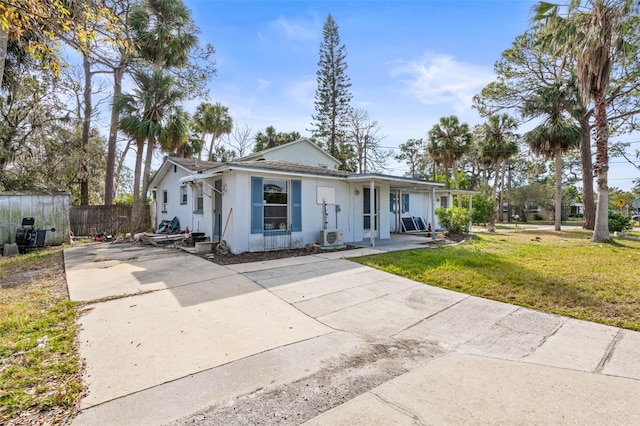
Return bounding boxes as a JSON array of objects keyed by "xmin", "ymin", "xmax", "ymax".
[{"xmin": 354, "ymin": 189, "xmax": 360, "ymax": 196}]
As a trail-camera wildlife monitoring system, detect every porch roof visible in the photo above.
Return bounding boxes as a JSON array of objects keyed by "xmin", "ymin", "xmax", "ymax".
[{"xmin": 346, "ymin": 173, "xmax": 444, "ymax": 190}]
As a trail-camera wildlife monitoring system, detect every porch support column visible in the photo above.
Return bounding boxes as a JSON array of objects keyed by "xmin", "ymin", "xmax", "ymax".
[
  {"xmin": 432, "ymin": 187, "xmax": 437, "ymax": 233},
  {"xmin": 370, "ymin": 179, "xmax": 375, "ymax": 247},
  {"xmin": 468, "ymin": 194, "xmax": 473, "ymax": 232}
]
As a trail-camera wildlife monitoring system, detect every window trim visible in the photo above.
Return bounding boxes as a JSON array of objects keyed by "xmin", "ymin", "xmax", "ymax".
[
  {"xmin": 193, "ymin": 183, "xmax": 204, "ymax": 214},
  {"xmin": 402, "ymin": 193, "xmax": 410, "ymax": 213},
  {"xmin": 180, "ymin": 185, "xmax": 188, "ymax": 205},
  {"xmin": 251, "ymin": 177, "xmax": 302, "ymax": 234},
  {"xmin": 162, "ymin": 190, "xmax": 168, "ymax": 213}
]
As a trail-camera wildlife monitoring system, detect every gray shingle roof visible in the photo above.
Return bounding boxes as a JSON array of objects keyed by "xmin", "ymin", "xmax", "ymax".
[
  {"xmin": 169, "ymin": 157, "xmax": 220, "ymax": 172},
  {"xmin": 228, "ymin": 160, "xmax": 349, "ymax": 177}
]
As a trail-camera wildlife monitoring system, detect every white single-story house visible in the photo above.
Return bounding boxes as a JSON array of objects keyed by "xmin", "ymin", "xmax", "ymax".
[{"xmin": 149, "ymin": 138, "xmax": 445, "ymax": 254}]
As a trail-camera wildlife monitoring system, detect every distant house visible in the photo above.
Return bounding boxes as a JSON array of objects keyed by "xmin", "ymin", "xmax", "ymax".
[{"xmin": 149, "ymin": 138, "xmax": 444, "ymax": 254}]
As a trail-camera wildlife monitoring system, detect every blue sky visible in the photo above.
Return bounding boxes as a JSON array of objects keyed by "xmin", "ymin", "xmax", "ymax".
[{"xmin": 137, "ymin": 1, "xmax": 638, "ymax": 190}]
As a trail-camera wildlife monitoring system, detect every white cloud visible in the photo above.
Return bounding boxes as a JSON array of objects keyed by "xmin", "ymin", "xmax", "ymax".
[
  {"xmin": 390, "ymin": 53, "xmax": 494, "ymax": 112},
  {"xmin": 269, "ymin": 15, "xmax": 318, "ymax": 41},
  {"xmin": 256, "ymin": 79, "xmax": 270, "ymax": 91}
]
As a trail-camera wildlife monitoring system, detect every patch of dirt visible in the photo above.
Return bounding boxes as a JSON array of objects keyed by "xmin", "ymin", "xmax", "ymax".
[
  {"xmin": 420, "ymin": 232, "xmax": 476, "ymax": 246},
  {"xmin": 167, "ymin": 338, "xmax": 444, "ymax": 426},
  {"xmin": 198, "ymin": 234, "xmax": 475, "ymax": 265},
  {"xmin": 0, "ymin": 248, "xmax": 67, "ymax": 297},
  {"xmin": 200, "ymin": 245, "xmax": 357, "ymax": 265}
]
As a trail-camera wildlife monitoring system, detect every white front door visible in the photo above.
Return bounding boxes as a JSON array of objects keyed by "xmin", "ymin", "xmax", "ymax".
[{"xmin": 363, "ymin": 187, "xmax": 379, "ymax": 239}]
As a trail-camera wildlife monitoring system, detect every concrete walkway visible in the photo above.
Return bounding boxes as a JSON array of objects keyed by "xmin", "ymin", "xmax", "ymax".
[{"xmin": 66, "ymin": 239, "xmax": 640, "ymax": 425}]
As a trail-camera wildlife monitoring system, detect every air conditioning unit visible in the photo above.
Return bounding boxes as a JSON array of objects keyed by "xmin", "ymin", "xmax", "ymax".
[{"xmin": 319, "ymin": 229, "xmax": 344, "ymax": 247}]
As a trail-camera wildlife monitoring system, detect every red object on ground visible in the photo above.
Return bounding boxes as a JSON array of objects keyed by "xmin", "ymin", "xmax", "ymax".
[{"xmin": 185, "ymin": 226, "xmax": 190, "ymax": 238}]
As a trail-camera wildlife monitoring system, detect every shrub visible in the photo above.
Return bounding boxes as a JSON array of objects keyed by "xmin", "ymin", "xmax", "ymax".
[
  {"xmin": 533, "ymin": 213, "xmax": 543, "ymax": 221},
  {"xmin": 435, "ymin": 206, "xmax": 471, "ymax": 234},
  {"xmin": 609, "ymin": 211, "xmax": 632, "ymax": 233},
  {"xmin": 469, "ymin": 195, "xmax": 493, "ymax": 225}
]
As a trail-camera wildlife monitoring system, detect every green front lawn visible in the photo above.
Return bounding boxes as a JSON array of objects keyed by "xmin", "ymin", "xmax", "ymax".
[
  {"xmin": 354, "ymin": 230, "xmax": 640, "ymax": 331},
  {"xmin": 0, "ymin": 249, "xmax": 83, "ymax": 424}
]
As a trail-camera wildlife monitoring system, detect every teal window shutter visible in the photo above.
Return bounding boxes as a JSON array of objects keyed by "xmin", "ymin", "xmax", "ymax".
[
  {"xmin": 390, "ymin": 193, "xmax": 395, "ymax": 212},
  {"xmin": 403, "ymin": 194, "xmax": 410, "ymax": 212},
  {"xmin": 251, "ymin": 177, "xmax": 263, "ymax": 233},
  {"xmin": 291, "ymin": 180, "xmax": 302, "ymax": 232}
]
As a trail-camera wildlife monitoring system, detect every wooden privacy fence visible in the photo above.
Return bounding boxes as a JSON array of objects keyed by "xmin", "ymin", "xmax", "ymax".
[{"xmin": 70, "ymin": 205, "xmax": 151, "ymax": 236}]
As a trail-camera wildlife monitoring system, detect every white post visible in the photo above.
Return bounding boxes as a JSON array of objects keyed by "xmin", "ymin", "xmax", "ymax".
[
  {"xmin": 468, "ymin": 194, "xmax": 473, "ymax": 232},
  {"xmin": 370, "ymin": 179, "xmax": 375, "ymax": 247},
  {"xmin": 432, "ymin": 187, "xmax": 437, "ymax": 233}
]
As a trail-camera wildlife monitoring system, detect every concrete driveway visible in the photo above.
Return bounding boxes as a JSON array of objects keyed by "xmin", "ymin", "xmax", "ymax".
[{"xmin": 66, "ymin": 241, "xmax": 640, "ymax": 425}]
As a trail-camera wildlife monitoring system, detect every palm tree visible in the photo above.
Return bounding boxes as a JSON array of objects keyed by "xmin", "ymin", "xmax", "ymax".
[
  {"xmin": 253, "ymin": 126, "xmax": 278, "ymax": 152},
  {"xmin": 121, "ymin": 0, "xmax": 198, "ymax": 230},
  {"xmin": 522, "ymin": 84, "xmax": 582, "ymax": 231},
  {"xmin": 477, "ymin": 114, "xmax": 519, "ymax": 232},
  {"xmin": 427, "ymin": 116, "xmax": 472, "ymax": 207},
  {"xmin": 535, "ymin": 0, "xmax": 636, "ymax": 241},
  {"xmin": 115, "ymin": 69, "xmax": 184, "ymax": 229},
  {"xmin": 129, "ymin": 0, "xmax": 197, "ymax": 70},
  {"xmin": 193, "ymin": 102, "xmax": 233, "ymax": 161},
  {"xmin": 160, "ymin": 106, "xmax": 200, "ymax": 158}
]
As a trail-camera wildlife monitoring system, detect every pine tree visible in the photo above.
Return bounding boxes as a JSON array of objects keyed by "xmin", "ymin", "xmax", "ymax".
[{"xmin": 312, "ymin": 14, "xmax": 353, "ymax": 169}]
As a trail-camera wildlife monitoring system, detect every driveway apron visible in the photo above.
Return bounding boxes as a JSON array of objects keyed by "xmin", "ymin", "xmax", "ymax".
[{"xmin": 65, "ymin": 244, "xmax": 332, "ymax": 408}]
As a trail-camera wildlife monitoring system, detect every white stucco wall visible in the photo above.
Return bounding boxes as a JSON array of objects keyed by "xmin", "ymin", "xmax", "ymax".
[
  {"xmin": 155, "ymin": 165, "xmax": 206, "ymax": 235},
  {"xmin": 388, "ymin": 191, "xmax": 435, "ymax": 233},
  {"xmin": 221, "ymin": 170, "xmax": 393, "ymax": 253}
]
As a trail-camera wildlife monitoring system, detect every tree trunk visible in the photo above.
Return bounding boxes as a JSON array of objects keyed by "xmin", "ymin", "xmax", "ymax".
[
  {"xmin": 554, "ymin": 149, "xmax": 563, "ymax": 232},
  {"xmin": 80, "ymin": 54, "xmax": 93, "ymax": 205},
  {"xmin": 208, "ymin": 136, "xmax": 215, "ymax": 162},
  {"xmin": 0, "ymin": 28, "xmax": 8, "ymax": 88},
  {"xmin": 444, "ymin": 164, "xmax": 450, "ymax": 189},
  {"xmin": 114, "ymin": 139, "xmax": 133, "ymax": 197},
  {"xmin": 452, "ymin": 160, "xmax": 462, "ymax": 207},
  {"xmin": 105, "ymin": 65, "xmax": 124, "ymax": 205},
  {"xmin": 131, "ymin": 138, "xmax": 145, "ymax": 231},
  {"xmin": 579, "ymin": 117, "xmax": 595, "ymax": 230},
  {"xmin": 487, "ymin": 161, "xmax": 501, "ymax": 232},
  {"xmin": 499, "ymin": 160, "xmax": 507, "ymax": 222},
  {"xmin": 591, "ymin": 91, "xmax": 611, "ymax": 242},
  {"xmin": 138, "ymin": 134, "xmax": 156, "ymax": 231}
]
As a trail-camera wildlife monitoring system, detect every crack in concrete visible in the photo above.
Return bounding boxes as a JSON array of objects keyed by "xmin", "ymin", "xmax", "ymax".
[
  {"xmin": 391, "ymin": 294, "xmax": 471, "ymax": 338},
  {"xmin": 595, "ymin": 328, "xmax": 625, "ymax": 374},
  {"xmin": 369, "ymin": 391, "xmax": 427, "ymax": 426},
  {"xmin": 521, "ymin": 316, "xmax": 568, "ymax": 360}
]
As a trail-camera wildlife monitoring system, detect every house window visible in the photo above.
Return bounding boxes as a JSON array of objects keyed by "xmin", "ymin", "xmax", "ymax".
[
  {"xmin": 251, "ymin": 177, "xmax": 301, "ymax": 234},
  {"xmin": 391, "ymin": 193, "xmax": 410, "ymax": 213},
  {"xmin": 194, "ymin": 184, "xmax": 203, "ymax": 213},
  {"xmin": 162, "ymin": 190, "xmax": 168, "ymax": 213},
  {"xmin": 180, "ymin": 185, "xmax": 188, "ymax": 205},
  {"xmin": 440, "ymin": 196, "xmax": 448, "ymax": 208},
  {"xmin": 263, "ymin": 179, "xmax": 288, "ymax": 231},
  {"xmin": 402, "ymin": 194, "xmax": 410, "ymax": 213}
]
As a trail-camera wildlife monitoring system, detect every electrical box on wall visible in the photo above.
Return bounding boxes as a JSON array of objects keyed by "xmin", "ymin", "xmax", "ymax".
[{"xmin": 317, "ymin": 187, "xmax": 336, "ymax": 204}]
